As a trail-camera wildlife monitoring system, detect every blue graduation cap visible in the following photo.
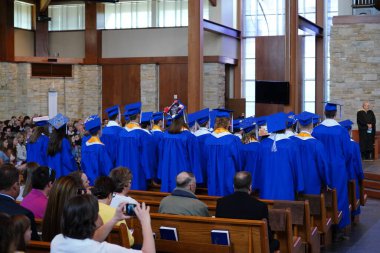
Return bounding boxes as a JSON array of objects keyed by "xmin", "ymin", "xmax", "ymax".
[
  {"xmin": 140, "ymin": 112, "xmax": 153, "ymax": 123},
  {"xmin": 195, "ymin": 108, "xmax": 210, "ymax": 125},
  {"xmin": 124, "ymin": 102, "xmax": 142, "ymax": 117},
  {"xmin": 323, "ymin": 101, "xmax": 343, "ymax": 118},
  {"xmin": 213, "ymin": 108, "xmax": 233, "ymax": 118},
  {"xmin": 339, "ymin": 119, "xmax": 354, "ymax": 130},
  {"xmin": 187, "ymin": 112, "xmax": 197, "ymax": 128},
  {"xmin": 49, "ymin": 113, "xmax": 69, "ymax": 130},
  {"xmin": 33, "ymin": 116, "xmax": 49, "ymax": 127},
  {"xmin": 286, "ymin": 112, "xmax": 297, "ymax": 128},
  {"xmin": 84, "ymin": 115, "xmax": 101, "ymax": 134},
  {"xmin": 164, "ymin": 100, "xmax": 186, "ymax": 120},
  {"xmin": 233, "ymin": 119, "xmax": 243, "ymax": 132},
  {"xmin": 313, "ymin": 114, "xmax": 321, "ymax": 125},
  {"xmin": 165, "ymin": 115, "xmax": 173, "ymax": 127},
  {"xmin": 105, "ymin": 105, "xmax": 119, "ymax": 118},
  {"xmin": 266, "ymin": 112, "xmax": 287, "ymax": 133},
  {"xmin": 209, "ymin": 110, "xmax": 217, "ymax": 129},
  {"xmin": 296, "ymin": 111, "xmax": 317, "ymax": 126},
  {"xmin": 152, "ymin": 112, "xmax": 164, "ymax": 122},
  {"xmin": 240, "ymin": 117, "xmax": 256, "ymax": 134},
  {"xmin": 255, "ymin": 116, "xmax": 267, "ymax": 127}
]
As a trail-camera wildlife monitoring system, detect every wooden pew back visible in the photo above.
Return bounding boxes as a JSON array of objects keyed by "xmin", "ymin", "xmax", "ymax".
[
  {"xmin": 129, "ymin": 213, "xmax": 270, "ymax": 253},
  {"xmin": 27, "ymin": 240, "xmax": 50, "ymax": 253}
]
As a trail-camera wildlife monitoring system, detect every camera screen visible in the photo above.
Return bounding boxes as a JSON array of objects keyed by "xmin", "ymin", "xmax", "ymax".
[{"xmin": 125, "ymin": 204, "xmax": 136, "ymax": 216}]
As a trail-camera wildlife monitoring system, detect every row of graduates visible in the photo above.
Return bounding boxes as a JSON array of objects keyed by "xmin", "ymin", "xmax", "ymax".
[{"xmin": 26, "ymin": 101, "xmax": 363, "ymax": 232}]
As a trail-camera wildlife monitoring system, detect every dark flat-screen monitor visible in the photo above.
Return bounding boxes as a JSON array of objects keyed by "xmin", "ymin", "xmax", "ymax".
[{"xmin": 255, "ymin": 80, "xmax": 290, "ymax": 105}]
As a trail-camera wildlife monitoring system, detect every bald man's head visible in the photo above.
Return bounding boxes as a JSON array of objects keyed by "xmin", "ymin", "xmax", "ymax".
[
  {"xmin": 176, "ymin": 172, "xmax": 196, "ymax": 192},
  {"xmin": 234, "ymin": 171, "xmax": 252, "ymax": 192},
  {"xmin": 363, "ymin": 101, "xmax": 370, "ymax": 111}
]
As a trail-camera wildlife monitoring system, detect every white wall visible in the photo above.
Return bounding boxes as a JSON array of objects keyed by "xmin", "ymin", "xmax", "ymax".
[
  {"xmin": 338, "ymin": 0, "xmax": 353, "ymax": 15},
  {"xmin": 102, "ymin": 28, "xmax": 238, "ymax": 59},
  {"xmin": 208, "ymin": 0, "xmax": 237, "ymax": 29},
  {"xmin": 48, "ymin": 31, "xmax": 85, "ymax": 58},
  {"xmin": 14, "ymin": 29, "xmax": 34, "ymax": 57}
]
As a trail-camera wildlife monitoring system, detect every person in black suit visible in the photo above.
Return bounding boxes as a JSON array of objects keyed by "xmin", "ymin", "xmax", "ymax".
[
  {"xmin": 0, "ymin": 163, "xmax": 39, "ymax": 240},
  {"xmin": 215, "ymin": 171, "xmax": 279, "ymax": 253}
]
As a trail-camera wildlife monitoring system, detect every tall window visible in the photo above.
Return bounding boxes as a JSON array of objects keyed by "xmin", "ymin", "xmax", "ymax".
[
  {"xmin": 48, "ymin": 4, "xmax": 85, "ymax": 31},
  {"xmin": 104, "ymin": 0, "xmax": 209, "ymax": 29},
  {"xmin": 325, "ymin": 1, "xmax": 338, "ymax": 101},
  {"xmin": 14, "ymin": 1, "xmax": 33, "ymax": 30},
  {"xmin": 242, "ymin": 0, "xmax": 285, "ymax": 116}
]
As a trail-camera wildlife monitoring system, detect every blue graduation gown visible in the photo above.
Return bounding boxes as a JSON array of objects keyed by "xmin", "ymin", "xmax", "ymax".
[
  {"xmin": 81, "ymin": 137, "xmax": 113, "ymax": 186},
  {"xmin": 347, "ymin": 139, "xmax": 364, "ymax": 216},
  {"xmin": 255, "ymin": 134, "xmax": 304, "ymax": 201},
  {"xmin": 26, "ymin": 134, "xmax": 49, "ymax": 166},
  {"xmin": 291, "ymin": 134, "xmax": 332, "ymax": 194},
  {"xmin": 117, "ymin": 127, "xmax": 155, "ymax": 190},
  {"xmin": 312, "ymin": 120, "xmax": 352, "ymax": 229},
  {"xmin": 194, "ymin": 128, "xmax": 211, "ymax": 186},
  {"xmin": 47, "ymin": 138, "xmax": 77, "ymax": 179},
  {"xmin": 151, "ymin": 129, "xmax": 164, "ymax": 179},
  {"xmin": 101, "ymin": 123, "xmax": 123, "ymax": 167},
  {"xmin": 158, "ymin": 130, "xmax": 202, "ymax": 193},
  {"xmin": 241, "ymin": 140, "xmax": 261, "ymax": 189},
  {"xmin": 204, "ymin": 132, "xmax": 242, "ymax": 196}
]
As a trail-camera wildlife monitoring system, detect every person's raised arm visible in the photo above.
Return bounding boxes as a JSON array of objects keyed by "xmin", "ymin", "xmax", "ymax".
[
  {"xmin": 93, "ymin": 202, "xmax": 129, "ymax": 242},
  {"xmin": 134, "ymin": 202, "xmax": 156, "ymax": 253}
]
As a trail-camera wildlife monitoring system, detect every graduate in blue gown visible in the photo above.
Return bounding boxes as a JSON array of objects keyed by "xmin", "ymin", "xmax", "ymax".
[
  {"xmin": 204, "ymin": 109, "xmax": 242, "ymax": 196},
  {"xmin": 47, "ymin": 113, "xmax": 77, "ymax": 178},
  {"xmin": 100, "ymin": 105, "xmax": 123, "ymax": 167},
  {"xmin": 254, "ymin": 112, "xmax": 304, "ymax": 200},
  {"xmin": 291, "ymin": 112, "xmax": 332, "ymax": 194},
  {"xmin": 26, "ymin": 116, "xmax": 49, "ymax": 166},
  {"xmin": 158, "ymin": 100, "xmax": 203, "ymax": 192},
  {"xmin": 284, "ymin": 112, "xmax": 296, "ymax": 138},
  {"xmin": 81, "ymin": 115, "xmax": 113, "ymax": 185},
  {"xmin": 151, "ymin": 112, "xmax": 165, "ymax": 182},
  {"xmin": 190, "ymin": 108, "xmax": 211, "ymax": 186},
  {"xmin": 312, "ymin": 103, "xmax": 352, "ymax": 230},
  {"xmin": 340, "ymin": 119, "xmax": 364, "ymax": 218},
  {"xmin": 240, "ymin": 117, "xmax": 261, "ymax": 189},
  {"xmin": 117, "ymin": 102, "xmax": 155, "ymax": 190}
]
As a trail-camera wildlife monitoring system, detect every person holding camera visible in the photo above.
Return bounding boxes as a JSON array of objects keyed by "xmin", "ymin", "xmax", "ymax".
[{"xmin": 51, "ymin": 194, "xmax": 155, "ymax": 253}]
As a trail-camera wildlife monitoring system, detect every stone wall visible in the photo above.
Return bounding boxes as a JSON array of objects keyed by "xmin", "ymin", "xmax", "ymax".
[
  {"xmin": 0, "ymin": 63, "xmax": 101, "ymax": 120},
  {"xmin": 140, "ymin": 64, "xmax": 158, "ymax": 112},
  {"xmin": 330, "ymin": 21, "xmax": 380, "ymax": 128}
]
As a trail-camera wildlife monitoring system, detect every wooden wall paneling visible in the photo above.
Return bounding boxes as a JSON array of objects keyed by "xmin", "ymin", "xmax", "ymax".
[
  {"xmin": 31, "ymin": 63, "xmax": 72, "ymax": 77},
  {"xmin": 187, "ymin": 0, "xmax": 203, "ymax": 113},
  {"xmin": 35, "ymin": 1, "xmax": 49, "ymax": 57},
  {"xmin": 0, "ymin": 0, "xmax": 15, "ymax": 61},
  {"xmin": 84, "ymin": 2, "xmax": 100, "ymax": 64},
  {"xmin": 297, "ymin": 35, "xmax": 305, "ymax": 113},
  {"xmin": 233, "ymin": 0, "xmax": 242, "ymax": 99},
  {"xmin": 102, "ymin": 65, "xmax": 141, "ymax": 117},
  {"xmin": 255, "ymin": 36, "xmax": 286, "ymax": 116},
  {"xmin": 315, "ymin": 0, "xmax": 325, "ymax": 116},
  {"xmin": 99, "ymin": 56, "xmax": 236, "ymax": 65},
  {"xmin": 159, "ymin": 64, "xmax": 188, "ymax": 111},
  {"xmin": 226, "ymin": 98, "xmax": 246, "ymax": 118}
]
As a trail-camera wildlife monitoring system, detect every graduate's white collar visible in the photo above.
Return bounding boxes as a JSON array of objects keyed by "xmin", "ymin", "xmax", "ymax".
[
  {"xmin": 320, "ymin": 119, "xmax": 341, "ymax": 127},
  {"xmin": 284, "ymin": 130, "xmax": 295, "ymax": 138},
  {"xmin": 234, "ymin": 133, "xmax": 243, "ymax": 140},
  {"xmin": 211, "ymin": 131, "xmax": 232, "ymax": 138},
  {"xmin": 106, "ymin": 121, "xmax": 120, "ymax": 127},
  {"xmin": 268, "ymin": 133, "xmax": 289, "ymax": 142},
  {"xmin": 141, "ymin": 128, "xmax": 151, "ymax": 135},
  {"xmin": 194, "ymin": 128, "xmax": 210, "ymax": 137}
]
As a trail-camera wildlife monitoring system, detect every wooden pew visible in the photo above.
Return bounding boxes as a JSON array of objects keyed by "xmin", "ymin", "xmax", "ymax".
[
  {"xmin": 359, "ymin": 180, "xmax": 367, "ymax": 206},
  {"xmin": 135, "ymin": 199, "xmax": 302, "ymax": 253},
  {"xmin": 27, "ymin": 240, "xmax": 50, "ymax": 253},
  {"xmin": 298, "ymin": 194, "xmax": 332, "ymax": 247},
  {"xmin": 323, "ymin": 189, "xmax": 342, "ymax": 225},
  {"xmin": 34, "ymin": 219, "xmax": 131, "ymax": 248},
  {"xmin": 129, "ymin": 213, "xmax": 270, "ymax": 253},
  {"xmin": 348, "ymin": 180, "xmax": 361, "ymax": 213}
]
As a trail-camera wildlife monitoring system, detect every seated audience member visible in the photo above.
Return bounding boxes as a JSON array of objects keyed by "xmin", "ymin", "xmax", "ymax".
[
  {"xmin": 12, "ymin": 215, "xmax": 32, "ymax": 252},
  {"xmin": 51, "ymin": 195, "xmax": 155, "ymax": 253},
  {"xmin": 109, "ymin": 167, "xmax": 138, "ymax": 208},
  {"xmin": 159, "ymin": 172, "xmax": 209, "ymax": 217},
  {"xmin": 21, "ymin": 162, "xmax": 40, "ymax": 198},
  {"xmin": 91, "ymin": 176, "xmax": 134, "ymax": 246},
  {"xmin": 42, "ymin": 176, "xmax": 83, "ymax": 242},
  {"xmin": 0, "ymin": 212, "xmax": 16, "ymax": 253},
  {"xmin": 215, "ymin": 171, "xmax": 279, "ymax": 253},
  {"xmin": 68, "ymin": 170, "xmax": 91, "ymax": 193},
  {"xmin": 0, "ymin": 164, "xmax": 39, "ymax": 241},
  {"xmin": 21, "ymin": 166, "xmax": 56, "ymax": 219},
  {"xmin": 15, "ymin": 133, "xmax": 27, "ymax": 163}
]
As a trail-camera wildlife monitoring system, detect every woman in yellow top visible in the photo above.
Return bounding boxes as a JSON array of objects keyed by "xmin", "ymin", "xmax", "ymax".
[{"xmin": 91, "ymin": 176, "xmax": 134, "ymax": 246}]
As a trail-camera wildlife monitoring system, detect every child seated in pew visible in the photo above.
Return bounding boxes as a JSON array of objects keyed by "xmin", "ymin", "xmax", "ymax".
[
  {"xmin": 51, "ymin": 194, "xmax": 155, "ymax": 253},
  {"xmin": 0, "ymin": 212, "xmax": 16, "ymax": 253},
  {"xmin": 12, "ymin": 214, "xmax": 32, "ymax": 252}
]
